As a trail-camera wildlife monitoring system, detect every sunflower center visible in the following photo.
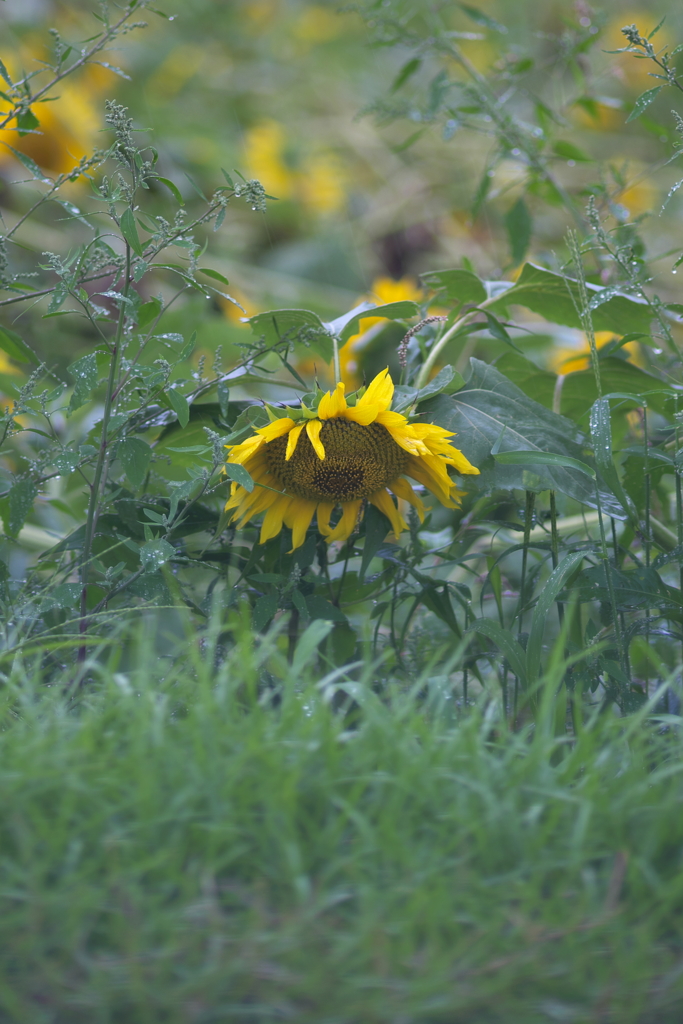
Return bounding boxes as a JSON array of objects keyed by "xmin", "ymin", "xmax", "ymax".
[{"xmin": 264, "ymin": 418, "xmax": 408, "ymax": 502}]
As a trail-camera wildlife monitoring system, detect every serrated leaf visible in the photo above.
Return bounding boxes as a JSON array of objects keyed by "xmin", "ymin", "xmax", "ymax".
[
  {"xmin": 421, "ymin": 359, "xmax": 624, "ymax": 516},
  {"xmin": 0, "ymin": 325, "xmax": 35, "ymax": 363},
  {"xmin": 140, "ymin": 538, "xmax": 175, "ymax": 572},
  {"xmin": 67, "ymin": 352, "xmax": 98, "ymax": 411},
  {"xmin": 419, "ymin": 267, "xmax": 487, "ymax": 305},
  {"xmin": 166, "ymin": 388, "xmax": 190, "ymax": 428},
  {"xmin": 120, "ymin": 208, "xmax": 144, "ymax": 257},
  {"xmin": 153, "ymin": 175, "xmax": 184, "ymax": 205},
  {"xmin": 626, "ymin": 85, "xmax": 663, "ymax": 123},
  {"xmin": 118, "ymin": 437, "xmax": 152, "ymax": 489},
  {"xmin": 488, "ymin": 262, "xmax": 653, "ymax": 335}
]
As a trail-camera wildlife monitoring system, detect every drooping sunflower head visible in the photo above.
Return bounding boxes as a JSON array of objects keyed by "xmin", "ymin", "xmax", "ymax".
[{"xmin": 224, "ymin": 369, "xmax": 479, "ymax": 550}]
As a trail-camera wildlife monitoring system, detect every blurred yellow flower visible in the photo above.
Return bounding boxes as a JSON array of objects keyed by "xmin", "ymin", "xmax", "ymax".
[
  {"xmin": 243, "ymin": 120, "xmax": 346, "ymax": 214},
  {"xmin": 0, "ymin": 49, "xmax": 113, "ymax": 177},
  {"xmin": 550, "ymin": 331, "xmax": 642, "ymax": 374}
]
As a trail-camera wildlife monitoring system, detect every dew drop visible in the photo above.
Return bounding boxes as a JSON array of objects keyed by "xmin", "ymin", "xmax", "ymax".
[{"xmin": 673, "ymin": 270, "xmax": 677, "ymax": 275}]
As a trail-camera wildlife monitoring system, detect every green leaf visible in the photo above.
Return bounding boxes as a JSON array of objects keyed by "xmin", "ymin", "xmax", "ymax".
[
  {"xmin": 140, "ymin": 538, "xmax": 175, "ymax": 572},
  {"xmin": 253, "ymin": 594, "xmax": 278, "ymax": 631},
  {"xmin": 120, "ymin": 208, "xmax": 144, "ymax": 257},
  {"xmin": 391, "ymin": 57, "xmax": 421, "ymax": 92},
  {"xmin": 493, "ymin": 450, "xmax": 595, "ymax": 478},
  {"xmin": 248, "ymin": 309, "xmax": 334, "ymax": 363},
  {"xmin": 504, "ymin": 197, "xmax": 532, "ymax": 265},
  {"xmin": 626, "ymin": 85, "xmax": 663, "ymax": 123},
  {"xmin": 416, "ymin": 364, "xmax": 465, "ymax": 402},
  {"xmin": 305, "ymin": 596, "xmax": 347, "ymax": 623},
  {"xmin": 199, "ymin": 268, "xmax": 230, "ymax": 287},
  {"xmin": 360, "ymin": 503, "xmax": 392, "ymax": 581},
  {"xmin": 166, "ymin": 388, "xmax": 190, "ymax": 428},
  {"xmin": 526, "ymin": 552, "xmax": 585, "ymax": 683},
  {"xmin": 467, "ymin": 618, "xmax": 528, "ymax": 685},
  {"xmin": 589, "ymin": 397, "xmax": 638, "ymax": 523},
  {"xmin": 16, "ymin": 108, "xmax": 40, "ymax": 137},
  {"xmin": 337, "ymin": 301, "xmax": 420, "ymax": 343},
  {"xmin": 0, "ymin": 325, "xmax": 36, "ymax": 363},
  {"xmin": 137, "ymin": 297, "xmax": 162, "ymax": 329},
  {"xmin": 419, "ymin": 267, "xmax": 487, "ymax": 305},
  {"xmin": 488, "ymin": 262, "xmax": 653, "ymax": 335},
  {"xmin": 0, "ymin": 58, "xmax": 13, "ymax": 88},
  {"xmin": 118, "ymin": 437, "xmax": 152, "ymax": 489},
  {"xmin": 458, "ymin": 3, "xmax": 507, "ymax": 33},
  {"xmin": 552, "ymin": 140, "xmax": 591, "ymax": 162},
  {"xmin": 2, "ymin": 478, "xmax": 37, "ymax": 538},
  {"xmin": 421, "ymin": 359, "xmax": 624, "ymax": 517},
  {"xmin": 225, "ymin": 463, "xmax": 254, "ymax": 492},
  {"xmin": 3, "ymin": 143, "xmax": 52, "ymax": 183},
  {"xmin": 153, "ymin": 175, "xmax": 184, "ymax": 205},
  {"xmin": 67, "ymin": 353, "xmax": 99, "ymax": 412}
]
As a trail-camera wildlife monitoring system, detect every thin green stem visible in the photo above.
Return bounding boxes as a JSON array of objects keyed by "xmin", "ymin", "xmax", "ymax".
[
  {"xmin": 595, "ymin": 486, "xmax": 627, "ymax": 680},
  {"xmin": 414, "ymin": 294, "xmax": 498, "ymax": 390},
  {"xmin": 518, "ymin": 490, "xmax": 535, "ymax": 636},
  {"xmin": 332, "ymin": 335, "xmax": 342, "ymax": 386}
]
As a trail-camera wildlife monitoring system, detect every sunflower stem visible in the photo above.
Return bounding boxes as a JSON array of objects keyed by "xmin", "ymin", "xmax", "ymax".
[{"xmin": 332, "ymin": 334, "xmax": 342, "ymax": 386}]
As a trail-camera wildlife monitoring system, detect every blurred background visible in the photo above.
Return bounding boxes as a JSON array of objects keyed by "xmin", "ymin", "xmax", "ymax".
[{"xmin": 1, "ymin": 0, "xmax": 683, "ymax": 393}]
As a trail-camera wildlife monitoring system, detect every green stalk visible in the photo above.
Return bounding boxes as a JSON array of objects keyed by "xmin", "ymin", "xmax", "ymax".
[
  {"xmin": 566, "ymin": 231, "xmax": 602, "ymax": 399},
  {"xmin": 643, "ymin": 406, "xmax": 651, "ymax": 696},
  {"xmin": 332, "ymin": 335, "xmax": 342, "ymax": 386},
  {"xmin": 414, "ymin": 294, "xmax": 498, "ymax": 390},
  {"xmin": 595, "ymin": 486, "xmax": 628, "ymax": 681},
  {"xmin": 549, "ymin": 491, "xmax": 564, "ymax": 628},
  {"xmin": 78, "ymin": 244, "xmax": 131, "ymax": 652},
  {"xmin": 518, "ymin": 490, "xmax": 535, "ymax": 635}
]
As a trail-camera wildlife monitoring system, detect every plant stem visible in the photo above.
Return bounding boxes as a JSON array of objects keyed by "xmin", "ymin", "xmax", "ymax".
[
  {"xmin": 78, "ymin": 244, "xmax": 131, "ymax": 656},
  {"xmin": 518, "ymin": 490, "xmax": 535, "ymax": 635},
  {"xmin": 332, "ymin": 335, "xmax": 342, "ymax": 386},
  {"xmin": 414, "ymin": 294, "xmax": 499, "ymax": 390},
  {"xmin": 595, "ymin": 486, "xmax": 628, "ymax": 681},
  {"xmin": 549, "ymin": 491, "xmax": 564, "ymax": 628}
]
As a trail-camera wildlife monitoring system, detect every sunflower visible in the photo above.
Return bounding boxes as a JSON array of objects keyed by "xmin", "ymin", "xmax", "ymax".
[{"xmin": 224, "ymin": 368, "xmax": 479, "ymax": 551}]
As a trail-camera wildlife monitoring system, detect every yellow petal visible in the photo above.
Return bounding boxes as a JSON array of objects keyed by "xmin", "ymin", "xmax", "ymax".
[
  {"xmin": 318, "ymin": 382, "xmax": 347, "ymax": 419},
  {"xmin": 369, "ymin": 489, "xmax": 407, "ymax": 538},
  {"xmin": 389, "ymin": 476, "xmax": 426, "ymax": 522},
  {"xmin": 341, "ymin": 404, "xmax": 378, "ymax": 425},
  {"xmin": 256, "ymin": 417, "xmax": 296, "ymax": 441},
  {"xmin": 306, "ymin": 418, "xmax": 325, "ymax": 460},
  {"xmin": 285, "ymin": 422, "xmax": 305, "ymax": 461},
  {"xmin": 326, "ymin": 499, "xmax": 362, "ymax": 544},
  {"xmin": 284, "ymin": 498, "xmax": 317, "ymax": 550},
  {"xmin": 356, "ymin": 367, "xmax": 393, "ymax": 412},
  {"xmin": 259, "ymin": 494, "xmax": 292, "ymax": 544},
  {"xmin": 316, "ymin": 501, "xmax": 336, "ymax": 536}
]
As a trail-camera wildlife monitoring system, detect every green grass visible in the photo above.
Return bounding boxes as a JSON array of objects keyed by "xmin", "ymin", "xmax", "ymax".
[{"xmin": 2, "ymin": 616, "xmax": 683, "ymax": 1023}]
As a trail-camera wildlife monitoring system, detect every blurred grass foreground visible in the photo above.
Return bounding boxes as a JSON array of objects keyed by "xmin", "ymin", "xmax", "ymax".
[{"xmin": 3, "ymin": 0, "xmax": 683, "ymax": 1019}]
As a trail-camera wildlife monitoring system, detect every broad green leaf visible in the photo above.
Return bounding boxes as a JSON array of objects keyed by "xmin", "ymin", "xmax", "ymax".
[
  {"xmin": 225, "ymin": 463, "xmax": 254, "ymax": 492},
  {"xmin": 153, "ymin": 175, "xmax": 184, "ymax": 204},
  {"xmin": 252, "ymin": 594, "xmax": 278, "ymax": 631},
  {"xmin": 466, "ymin": 618, "xmax": 528, "ymax": 685},
  {"xmin": 16, "ymin": 108, "xmax": 40, "ymax": 137},
  {"xmin": 248, "ymin": 308, "xmax": 334, "ymax": 363},
  {"xmin": 166, "ymin": 388, "xmax": 190, "ymax": 428},
  {"xmin": 118, "ymin": 437, "xmax": 152, "ymax": 489},
  {"xmin": 504, "ymin": 197, "xmax": 532, "ymax": 265},
  {"xmin": 0, "ymin": 325, "xmax": 35, "ymax": 363},
  {"xmin": 488, "ymin": 262, "xmax": 653, "ymax": 335},
  {"xmin": 120, "ymin": 208, "xmax": 144, "ymax": 257},
  {"xmin": 493, "ymin": 450, "xmax": 595, "ymax": 478},
  {"xmin": 67, "ymin": 353, "xmax": 98, "ymax": 411},
  {"xmin": 526, "ymin": 551, "xmax": 585, "ymax": 683},
  {"xmin": 626, "ymin": 85, "xmax": 663, "ymax": 122},
  {"xmin": 416, "ymin": 364, "xmax": 465, "ymax": 402},
  {"xmin": 421, "ymin": 359, "xmax": 624, "ymax": 517},
  {"xmin": 338, "ymin": 300, "xmax": 420, "ymax": 343},
  {"xmin": 137, "ymin": 297, "xmax": 162, "ymax": 328},
  {"xmin": 305, "ymin": 596, "xmax": 348, "ymax": 623},
  {"xmin": 2, "ymin": 478, "xmax": 37, "ymax": 537},
  {"xmin": 419, "ymin": 267, "xmax": 487, "ymax": 305}
]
